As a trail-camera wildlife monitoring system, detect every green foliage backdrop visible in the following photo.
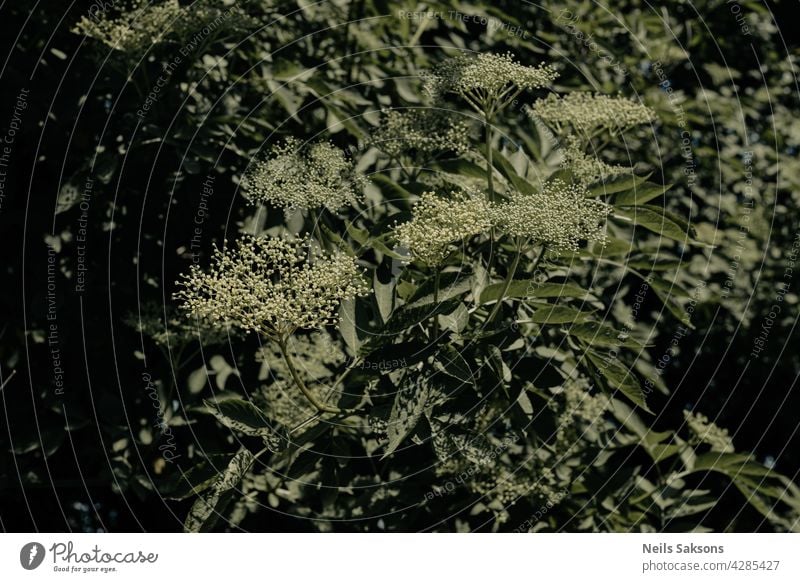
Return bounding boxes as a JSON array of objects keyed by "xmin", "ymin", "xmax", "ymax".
[{"xmin": 0, "ymin": 0, "xmax": 798, "ymax": 532}]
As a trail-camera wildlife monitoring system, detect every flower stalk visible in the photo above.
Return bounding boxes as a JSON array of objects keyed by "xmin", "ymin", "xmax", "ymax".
[{"xmin": 277, "ymin": 336, "xmax": 340, "ymax": 414}]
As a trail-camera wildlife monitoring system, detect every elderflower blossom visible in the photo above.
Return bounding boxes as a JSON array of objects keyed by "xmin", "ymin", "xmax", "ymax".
[
  {"xmin": 423, "ymin": 52, "xmax": 558, "ymax": 106},
  {"xmin": 394, "ymin": 191, "xmax": 493, "ymax": 265},
  {"xmin": 683, "ymin": 410, "xmax": 735, "ymax": 453},
  {"xmin": 73, "ymin": 0, "xmax": 256, "ymax": 53},
  {"xmin": 243, "ymin": 137, "xmax": 367, "ymax": 210},
  {"xmin": 554, "ymin": 376, "xmax": 610, "ymax": 448},
  {"xmin": 560, "ymin": 376, "xmax": 610, "ymax": 424},
  {"xmin": 562, "ymin": 136, "xmax": 627, "ymax": 185},
  {"xmin": 533, "ymin": 92, "xmax": 655, "ymax": 135},
  {"xmin": 72, "ymin": 0, "xmax": 182, "ymax": 52},
  {"xmin": 174, "ymin": 235, "xmax": 369, "ymax": 337},
  {"xmin": 371, "ymin": 109, "xmax": 472, "ymax": 161},
  {"xmin": 490, "ymin": 179, "xmax": 611, "ymax": 251}
]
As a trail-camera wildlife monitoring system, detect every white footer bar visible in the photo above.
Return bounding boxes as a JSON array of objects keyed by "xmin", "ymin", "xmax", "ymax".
[{"xmin": 2, "ymin": 533, "xmax": 798, "ymax": 580}]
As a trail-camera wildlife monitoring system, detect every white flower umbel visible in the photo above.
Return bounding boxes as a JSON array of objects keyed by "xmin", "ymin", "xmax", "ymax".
[
  {"xmin": 73, "ymin": 0, "xmax": 255, "ymax": 53},
  {"xmin": 176, "ymin": 235, "xmax": 368, "ymax": 413},
  {"xmin": 72, "ymin": 0, "xmax": 182, "ymax": 52},
  {"xmin": 243, "ymin": 137, "xmax": 367, "ymax": 210},
  {"xmin": 562, "ymin": 136, "xmax": 627, "ymax": 185},
  {"xmin": 394, "ymin": 191, "xmax": 493, "ymax": 266},
  {"xmin": 175, "ymin": 235, "xmax": 368, "ymax": 338},
  {"xmin": 491, "ymin": 179, "xmax": 611, "ymax": 251},
  {"xmin": 533, "ymin": 92, "xmax": 655, "ymax": 136},
  {"xmin": 423, "ymin": 52, "xmax": 557, "ymax": 203},
  {"xmin": 683, "ymin": 410, "xmax": 735, "ymax": 453},
  {"xmin": 371, "ymin": 108, "xmax": 471, "ymax": 163},
  {"xmin": 423, "ymin": 52, "xmax": 558, "ymax": 114}
]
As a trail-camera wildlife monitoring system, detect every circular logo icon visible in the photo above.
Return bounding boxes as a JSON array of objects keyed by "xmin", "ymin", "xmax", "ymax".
[{"xmin": 20, "ymin": 542, "xmax": 46, "ymax": 570}]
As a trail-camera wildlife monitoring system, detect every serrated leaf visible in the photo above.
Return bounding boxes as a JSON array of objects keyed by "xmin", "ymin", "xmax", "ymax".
[
  {"xmin": 587, "ymin": 172, "xmax": 650, "ymax": 197},
  {"xmin": 369, "ymin": 173, "xmax": 414, "ymax": 205},
  {"xmin": 651, "ymin": 286, "xmax": 696, "ymax": 328},
  {"xmin": 527, "ymin": 304, "xmax": 591, "ymax": 324},
  {"xmin": 377, "ymin": 297, "xmax": 462, "ymax": 336},
  {"xmin": 626, "ymin": 258, "xmax": 682, "ymax": 271},
  {"xmin": 436, "ymin": 158, "xmax": 487, "ymax": 180},
  {"xmin": 439, "ymin": 303, "xmax": 469, "ymax": 333},
  {"xmin": 184, "ymin": 448, "xmax": 254, "ymax": 533},
  {"xmin": 373, "ymin": 269, "xmax": 395, "ymax": 324},
  {"xmin": 346, "ymin": 222, "xmax": 370, "ymax": 246},
  {"xmin": 408, "ymin": 273, "xmax": 472, "ymax": 306},
  {"xmin": 204, "ymin": 398, "xmax": 274, "ymax": 437},
  {"xmin": 319, "ymin": 223, "xmax": 356, "ymax": 256},
  {"xmin": 585, "ymin": 237, "xmax": 634, "ymax": 258},
  {"xmin": 163, "ymin": 454, "xmax": 236, "ymax": 501},
  {"xmin": 567, "ymin": 321, "xmax": 646, "ymax": 349},
  {"xmin": 339, "ymin": 298, "xmax": 360, "ymax": 354},
  {"xmin": 586, "ymin": 350, "xmax": 651, "ymax": 412},
  {"xmin": 383, "ymin": 379, "xmax": 430, "ymax": 458},
  {"xmin": 480, "ymin": 281, "xmax": 590, "ymax": 303},
  {"xmin": 614, "ymin": 206, "xmax": 694, "ymax": 243},
  {"xmin": 434, "ymin": 345, "xmax": 474, "ymax": 385},
  {"xmin": 485, "ymin": 145, "xmax": 533, "ymax": 194},
  {"xmin": 614, "ymin": 182, "xmax": 671, "ymax": 206},
  {"xmin": 648, "ymin": 275, "xmax": 691, "ymax": 299}
]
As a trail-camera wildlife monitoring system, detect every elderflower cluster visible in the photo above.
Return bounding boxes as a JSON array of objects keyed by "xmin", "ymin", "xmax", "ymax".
[
  {"xmin": 423, "ymin": 52, "xmax": 557, "ymax": 105},
  {"xmin": 73, "ymin": 0, "xmax": 256, "ymax": 53},
  {"xmin": 562, "ymin": 136, "xmax": 627, "ymax": 185},
  {"xmin": 683, "ymin": 410, "xmax": 735, "ymax": 453},
  {"xmin": 371, "ymin": 109, "xmax": 472, "ymax": 161},
  {"xmin": 394, "ymin": 191, "xmax": 493, "ymax": 265},
  {"xmin": 243, "ymin": 137, "xmax": 367, "ymax": 210},
  {"xmin": 174, "ymin": 235, "xmax": 369, "ymax": 337},
  {"xmin": 560, "ymin": 377, "xmax": 610, "ymax": 424},
  {"xmin": 533, "ymin": 92, "xmax": 655, "ymax": 135},
  {"xmin": 490, "ymin": 179, "xmax": 611, "ymax": 251},
  {"xmin": 73, "ymin": 0, "xmax": 182, "ymax": 52},
  {"xmin": 548, "ymin": 376, "xmax": 612, "ymax": 457}
]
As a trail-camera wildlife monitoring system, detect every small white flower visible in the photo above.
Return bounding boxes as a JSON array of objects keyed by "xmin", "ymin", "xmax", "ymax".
[
  {"xmin": 72, "ymin": 0, "xmax": 183, "ymax": 52},
  {"xmin": 175, "ymin": 235, "xmax": 369, "ymax": 337},
  {"xmin": 371, "ymin": 108, "xmax": 472, "ymax": 161},
  {"xmin": 533, "ymin": 92, "xmax": 655, "ymax": 135},
  {"xmin": 243, "ymin": 137, "xmax": 367, "ymax": 210},
  {"xmin": 490, "ymin": 179, "xmax": 611, "ymax": 250},
  {"xmin": 394, "ymin": 191, "xmax": 493, "ymax": 266},
  {"xmin": 423, "ymin": 52, "xmax": 557, "ymax": 114},
  {"xmin": 683, "ymin": 410, "xmax": 735, "ymax": 453},
  {"xmin": 562, "ymin": 136, "xmax": 627, "ymax": 185},
  {"xmin": 72, "ymin": 0, "xmax": 255, "ymax": 53}
]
